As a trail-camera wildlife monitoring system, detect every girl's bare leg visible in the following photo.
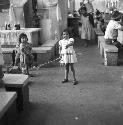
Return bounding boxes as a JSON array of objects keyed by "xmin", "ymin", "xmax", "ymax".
[
  {"xmin": 70, "ymin": 64, "xmax": 76, "ymax": 81},
  {"xmin": 71, "ymin": 64, "xmax": 78, "ymax": 85},
  {"xmin": 62, "ymin": 64, "xmax": 69, "ymax": 83},
  {"xmin": 65, "ymin": 64, "xmax": 69, "ymax": 80}
]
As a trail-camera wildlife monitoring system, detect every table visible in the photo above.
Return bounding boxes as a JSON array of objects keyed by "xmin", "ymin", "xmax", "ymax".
[
  {"xmin": 3, "ymin": 74, "xmax": 29, "ymax": 111},
  {"xmin": 0, "ymin": 28, "xmax": 42, "ymax": 47}
]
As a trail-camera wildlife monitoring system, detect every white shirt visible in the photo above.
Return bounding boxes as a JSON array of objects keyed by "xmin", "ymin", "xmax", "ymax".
[
  {"xmin": 59, "ymin": 38, "xmax": 74, "ymax": 54},
  {"xmin": 104, "ymin": 20, "xmax": 121, "ymax": 39}
]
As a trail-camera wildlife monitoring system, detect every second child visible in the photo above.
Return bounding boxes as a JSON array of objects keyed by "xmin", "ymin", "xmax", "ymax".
[{"xmin": 19, "ymin": 33, "xmax": 33, "ymax": 75}]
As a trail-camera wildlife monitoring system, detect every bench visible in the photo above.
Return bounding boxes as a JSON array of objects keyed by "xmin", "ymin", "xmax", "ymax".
[
  {"xmin": 3, "ymin": 74, "xmax": 29, "ymax": 111},
  {"xmin": 0, "ymin": 92, "xmax": 17, "ymax": 125},
  {"xmin": 98, "ymin": 36, "xmax": 118, "ymax": 66},
  {"xmin": 94, "ymin": 28, "xmax": 104, "ymax": 47}
]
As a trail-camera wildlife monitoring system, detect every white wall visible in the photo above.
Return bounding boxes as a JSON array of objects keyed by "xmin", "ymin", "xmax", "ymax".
[
  {"xmin": 0, "ymin": 12, "xmax": 9, "ymax": 28},
  {"xmin": 92, "ymin": 0, "xmax": 106, "ymax": 12},
  {"xmin": 75, "ymin": 0, "xmax": 83, "ymax": 11}
]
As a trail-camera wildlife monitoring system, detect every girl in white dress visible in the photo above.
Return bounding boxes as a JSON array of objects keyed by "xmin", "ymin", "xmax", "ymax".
[{"xmin": 59, "ymin": 29, "xmax": 78, "ymax": 85}]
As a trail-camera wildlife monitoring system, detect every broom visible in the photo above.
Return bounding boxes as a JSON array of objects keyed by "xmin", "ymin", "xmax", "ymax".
[{"xmin": 31, "ymin": 57, "xmax": 61, "ymax": 70}]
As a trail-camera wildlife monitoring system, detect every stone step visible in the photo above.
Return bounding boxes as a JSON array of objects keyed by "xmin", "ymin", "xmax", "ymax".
[{"xmin": 1, "ymin": 39, "xmax": 58, "ymax": 65}]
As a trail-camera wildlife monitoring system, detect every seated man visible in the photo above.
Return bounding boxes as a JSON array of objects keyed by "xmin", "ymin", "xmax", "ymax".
[{"xmin": 104, "ymin": 10, "xmax": 123, "ymax": 63}]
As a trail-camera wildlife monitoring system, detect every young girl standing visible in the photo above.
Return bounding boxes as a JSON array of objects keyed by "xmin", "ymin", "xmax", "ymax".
[
  {"xmin": 59, "ymin": 29, "xmax": 78, "ymax": 85},
  {"xmin": 19, "ymin": 33, "xmax": 33, "ymax": 75}
]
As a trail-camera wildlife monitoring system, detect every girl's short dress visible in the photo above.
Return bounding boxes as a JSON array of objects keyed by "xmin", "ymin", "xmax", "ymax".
[
  {"xmin": 20, "ymin": 43, "xmax": 33, "ymax": 67},
  {"xmin": 59, "ymin": 38, "xmax": 77, "ymax": 64}
]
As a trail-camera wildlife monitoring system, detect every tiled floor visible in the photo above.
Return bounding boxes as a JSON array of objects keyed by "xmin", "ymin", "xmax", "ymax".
[{"xmin": 9, "ymin": 38, "xmax": 123, "ymax": 125}]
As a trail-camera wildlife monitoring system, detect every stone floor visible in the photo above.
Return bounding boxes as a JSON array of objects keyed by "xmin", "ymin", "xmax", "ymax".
[{"xmin": 14, "ymin": 38, "xmax": 123, "ymax": 125}]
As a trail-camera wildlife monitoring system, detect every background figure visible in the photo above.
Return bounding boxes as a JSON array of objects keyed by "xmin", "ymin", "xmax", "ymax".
[{"xmin": 79, "ymin": 6, "xmax": 95, "ymax": 47}]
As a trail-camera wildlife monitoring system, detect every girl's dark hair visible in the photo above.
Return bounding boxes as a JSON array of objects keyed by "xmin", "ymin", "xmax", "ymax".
[
  {"xmin": 62, "ymin": 29, "xmax": 69, "ymax": 35},
  {"xmin": 19, "ymin": 33, "xmax": 28, "ymax": 43},
  {"xmin": 60, "ymin": 29, "xmax": 71, "ymax": 39}
]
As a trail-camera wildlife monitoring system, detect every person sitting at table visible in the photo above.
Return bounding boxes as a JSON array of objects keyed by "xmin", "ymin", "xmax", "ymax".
[{"xmin": 104, "ymin": 10, "xmax": 123, "ymax": 64}]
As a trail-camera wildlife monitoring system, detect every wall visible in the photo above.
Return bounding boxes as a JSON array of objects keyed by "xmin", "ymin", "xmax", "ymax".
[
  {"xmin": 0, "ymin": 0, "xmax": 10, "ymax": 28},
  {"xmin": 37, "ymin": 0, "xmax": 68, "ymax": 43},
  {"xmin": 92, "ymin": 0, "xmax": 123, "ymax": 12},
  {"xmin": 75, "ymin": 0, "xmax": 82, "ymax": 11},
  {"xmin": 0, "ymin": 0, "xmax": 10, "ymax": 11},
  {"xmin": 58, "ymin": 0, "xmax": 68, "ymax": 39},
  {"xmin": 92, "ymin": 0, "xmax": 106, "ymax": 12},
  {"xmin": 0, "ymin": 0, "xmax": 68, "ymax": 42},
  {"xmin": 68, "ymin": 0, "xmax": 75, "ymax": 13},
  {"xmin": 0, "ymin": 0, "xmax": 33, "ymax": 28},
  {"xmin": 75, "ymin": 0, "xmax": 123, "ymax": 13},
  {"xmin": 24, "ymin": 0, "xmax": 33, "ymax": 28},
  {"xmin": 119, "ymin": 1, "xmax": 123, "ymax": 12},
  {"xmin": 0, "ymin": 12, "xmax": 9, "ymax": 28}
]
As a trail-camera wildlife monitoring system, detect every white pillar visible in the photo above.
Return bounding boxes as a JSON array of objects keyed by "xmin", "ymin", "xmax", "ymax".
[{"xmin": 9, "ymin": 0, "xmax": 27, "ymax": 28}]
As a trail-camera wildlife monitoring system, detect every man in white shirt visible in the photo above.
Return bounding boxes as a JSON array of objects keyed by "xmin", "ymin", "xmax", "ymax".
[{"xmin": 104, "ymin": 10, "xmax": 123, "ymax": 62}]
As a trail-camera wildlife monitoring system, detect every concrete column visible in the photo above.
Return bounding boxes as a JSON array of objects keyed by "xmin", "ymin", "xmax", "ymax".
[{"xmin": 9, "ymin": 0, "xmax": 27, "ymax": 28}]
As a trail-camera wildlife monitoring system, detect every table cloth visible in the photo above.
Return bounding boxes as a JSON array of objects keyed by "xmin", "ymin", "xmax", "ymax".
[{"xmin": 0, "ymin": 28, "xmax": 42, "ymax": 47}]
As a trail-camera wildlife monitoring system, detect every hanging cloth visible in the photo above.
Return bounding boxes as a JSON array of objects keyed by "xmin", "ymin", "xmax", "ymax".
[
  {"xmin": 10, "ymin": 0, "xmax": 27, "ymax": 7},
  {"xmin": 9, "ymin": 3, "xmax": 16, "ymax": 27},
  {"xmin": 9, "ymin": 0, "xmax": 27, "ymax": 28},
  {"xmin": 68, "ymin": 0, "xmax": 70, "ymax": 8},
  {"xmin": 56, "ymin": 4, "xmax": 62, "ymax": 21}
]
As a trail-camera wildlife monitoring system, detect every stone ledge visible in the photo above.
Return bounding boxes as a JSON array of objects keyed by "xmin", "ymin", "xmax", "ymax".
[
  {"xmin": 2, "ymin": 46, "xmax": 53, "ymax": 54},
  {"xmin": 2, "ymin": 39, "xmax": 58, "ymax": 65},
  {"xmin": 99, "ymin": 36, "xmax": 118, "ymax": 52},
  {"xmin": 104, "ymin": 44, "xmax": 118, "ymax": 52},
  {"xmin": 1, "ymin": 39, "xmax": 57, "ymax": 54},
  {"xmin": 3, "ymin": 74, "xmax": 29, "ymax": 87},
  {"xmin": 98, "ymin": 36, "xmax": 118, "ymax": 66},
  {"xmin": 94, "ymin": 28, "xmax": 104, "ymax": 36},
  {"xmin": 0, "ymin": 92, "xmax": 17, "ymax": 119}
]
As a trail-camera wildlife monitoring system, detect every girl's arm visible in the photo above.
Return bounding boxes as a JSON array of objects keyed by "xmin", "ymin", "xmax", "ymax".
[
  {"xmin": 65, "ymin": 38, "xmax": 74, "ymax": 48},
  {"xmin": 59, "ymin": 40, "xmax": 62, "ymax": 56},
  {"xmin": 66, "ymin": 43, "xmax": 74, "ymax": 48},
  {"xmin": 59, "ymin": 46, "xmax": 62, "ymax": 57}
]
